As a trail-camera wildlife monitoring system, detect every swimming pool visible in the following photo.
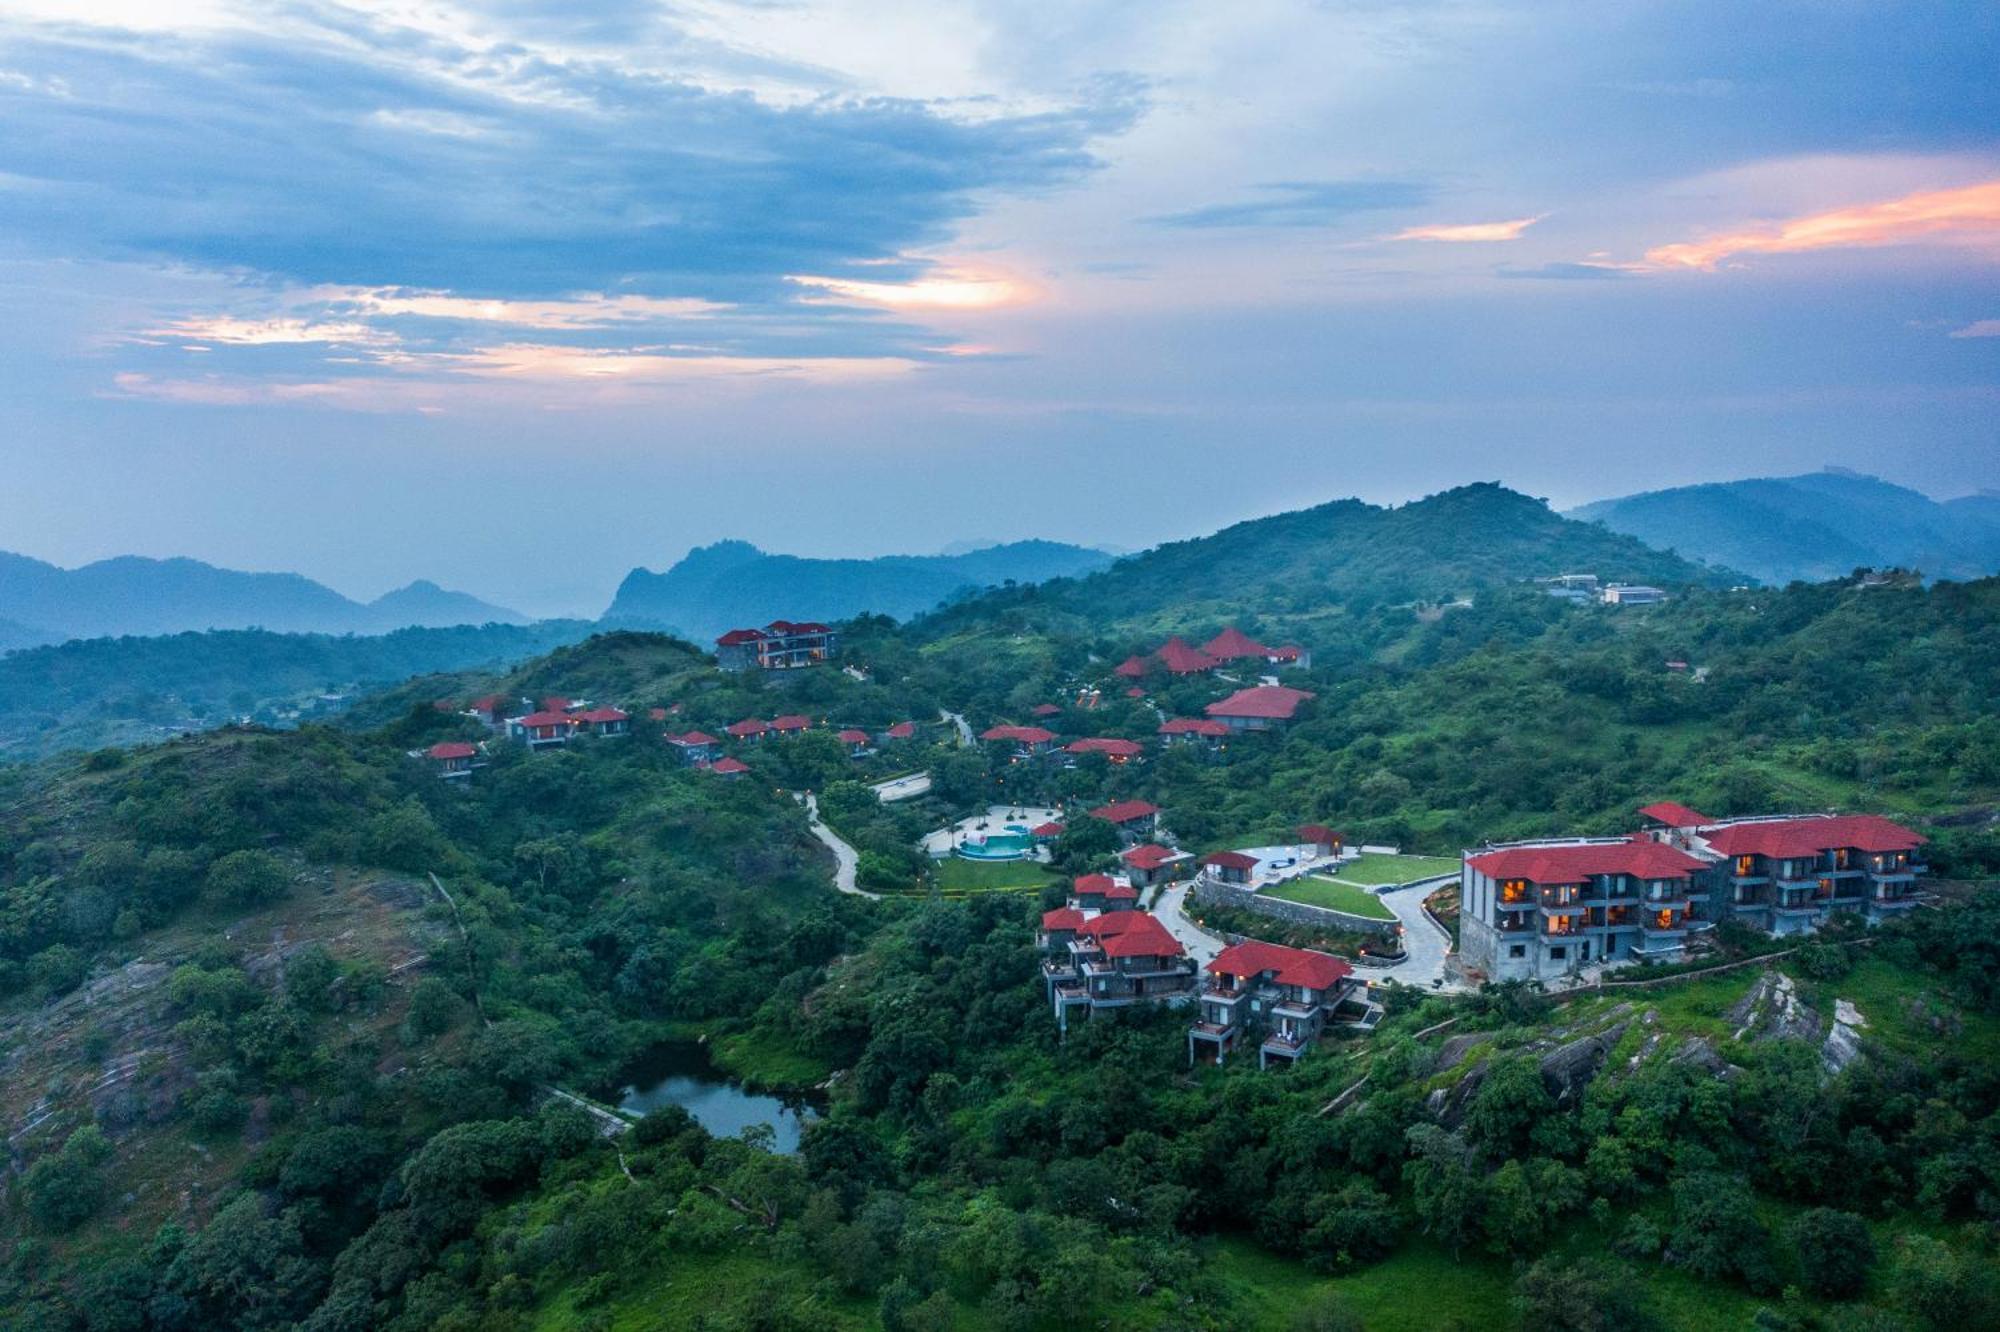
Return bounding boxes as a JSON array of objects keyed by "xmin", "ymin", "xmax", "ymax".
[{"xmin": 958, "ymin": 825, "xmax": 1036, "ymax": 861}]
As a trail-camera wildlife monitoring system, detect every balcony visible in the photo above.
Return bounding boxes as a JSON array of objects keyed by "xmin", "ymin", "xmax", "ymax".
[{"xmin": 1271, "ymin": 1000, "xmax": 1319, "ymax": 1021}]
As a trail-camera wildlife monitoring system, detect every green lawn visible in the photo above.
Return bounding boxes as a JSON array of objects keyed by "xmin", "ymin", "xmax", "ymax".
[
  {"xmin": 1204, "ymin": 1236, "xmax": 1512, "ymax": 1332},
  {"xmin": 1332, "ymin": 852, "xmax": 1461, "ymax": 886},
  {"xmin": 931, "ymin": 856, "xmax": 1057, "ymax": 892},
  {"xmin": 1264, "ymin": 875, "xmax": 1398, "ymax": 920}
]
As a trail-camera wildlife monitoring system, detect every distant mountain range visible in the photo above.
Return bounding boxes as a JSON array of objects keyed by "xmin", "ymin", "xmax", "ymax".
[
  {"xmin": 1569, "ymin": 470, "xmax": 2000, "ymax": 585},
  {"xmin": 600, "ymin": 538, "xmax": 1116, "ymax": 640},
  {"xmin": 0, "ymin": 553, "xmax": 525, "ymax": 645}
]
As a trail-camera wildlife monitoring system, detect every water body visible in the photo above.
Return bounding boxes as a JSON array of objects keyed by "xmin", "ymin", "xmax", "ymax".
[{"xmin": 614, "ymin": 1043, "xmax": 819, "ymax": 1155}]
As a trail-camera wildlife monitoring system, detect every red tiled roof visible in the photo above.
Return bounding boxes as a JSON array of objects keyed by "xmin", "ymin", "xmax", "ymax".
[
  {"xmin": 766, "ymin": 620, "xmax": 831, "ymax": 634},
  {"xmin": 519, "ymin": 711, "xmax": 575, "ymax": 728},
  {"xmin": 1637, "ymin": 801, "xmax": 1711, "ymax": 828},
  {"xmin": 1113, "ymin": 655, "xmax": 1149, "ymax": 679},
  {"xmin": 1210, "ymin": 940, "xmax": 1351, "ymax": 991},
  {"xmin": 1041, "ymin": 907, "xmax": 1085, "ymax": 931},
  {"xmin": 1031, "ymin": 821, "xmax": 1065, "ymax": 837},
  {"xmin": 1067, "ymin": 737, "xmax": 1144, "ymax": 758},
  {"xmin": 1205, "ymin": 684, "xmax": 1315, "ymax": 721},
  {"xmin": 427, "ymin": 741, "xmax": 477, "ymax": 760},
  {"xmin": 1202, "ymin": 626, "xmax": 1272, "ymax": 660},
  {"xmin": 1700, "ymin": 815, "xmax": 1925, "ymax": 859},
  {"xmin": 980, "ymin": 724, "xmax": 1057, "ymax": 744},
  {"xmin": 1466, "ymin": 840, "xmax": 1708, "ymax": 884},
  {"xmin": 1074, "ymin": 873, "xmax": 1118, "ymax": 895},
  {"xmin": 1126, "ymin": 687, "xmax": 1145, "ymax": 698},
  {"xmin": 1075, "ymin": 911, "xmax": 1146, "ymax": 938},
  {"xmin": 666, "ymin": 730, "xmax": 718, "ymax": 747},
  {"xmin": 1159, "ymin": 717, "xmax": 1229, "ymax": 737},
  {"xmin": 1203, "ymin": 850, "xmax": 1260, "ymax": 871},
  {"xmin": 1094, "ymin": 914, "xmax": 1184, "ymax": 959},
  {"xmin": 1102, "ymin": 883, "xmax": 1139, "ymax": 901},
  {"xmin": 710, "ymin": 757, "xmax": 750, "ymax": 774},
  {"xmin": 886, "ymin": 721, "xmax": 916, "ymax": 739},
  {"xmin": 769, "ymin": 714, "xmax": 812, "ymax": 731},
  {"xmin": 1031, "ymin": 703, "xmax": 1062, "ymax": 717},
  {"xmin": 726, "ymin": 719, "xmax": 769, "ymax": 737},
  {"xmin": 717, "ymin": 628, "xmax": 765, "ymax": 646},
  {"xmin": 468, "ymin": 693, "xmax": 507, "ymax": 711},
  {"xmin": 1121, "ymin": 844, "xmax": 1181, "ymax": 870},
  {"xmin": 1270, "ymin": 645, "xmax": 1303, "ymax": 661},
  {"xmin": 575, "ymin": 706, "xmax": 629, "ymax": 724},
  {"xmin": 1155, "ymin": 636, "xmax": 1220, "ymax": 674},
  {"xmin": 836, "ymin": 729, "xmax": 870, "ymax": 744},
  {"xmin": 1090, "ymin": 799, "xmax": 1161, "ymax": 823}
]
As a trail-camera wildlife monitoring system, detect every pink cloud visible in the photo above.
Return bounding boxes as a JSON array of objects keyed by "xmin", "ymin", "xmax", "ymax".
[
  {"xmin": 1645, "ymin": 178, "xmax": 2000, "ymax": 271},
  {"xmin": 1949, "ymin": 319, "xmax": 2000, "ymax": 338},
  {"xmin": 1390, "ymin": 216, "xmax": 1542, "ymax": 243}
]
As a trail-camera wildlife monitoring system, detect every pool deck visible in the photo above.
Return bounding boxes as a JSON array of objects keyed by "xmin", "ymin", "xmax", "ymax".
[{"xmin": 921, "ymin": 804, "xmax": 1063, "ymax": 859}]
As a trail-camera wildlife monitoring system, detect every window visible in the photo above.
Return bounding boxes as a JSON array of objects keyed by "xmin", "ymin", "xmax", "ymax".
[
  {"xmin": 1549, "ymin": 946, "xmax": 1567, "ymax": 960},
  {"xmin": 1508, "ymin": 944, "xmax": 1526, "ymax": 958}
]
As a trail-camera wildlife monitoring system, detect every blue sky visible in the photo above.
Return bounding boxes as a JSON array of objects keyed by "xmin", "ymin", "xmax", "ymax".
[{"xmin": 0, "ymin": 0, "xmax": 1995, "ymax": 616}]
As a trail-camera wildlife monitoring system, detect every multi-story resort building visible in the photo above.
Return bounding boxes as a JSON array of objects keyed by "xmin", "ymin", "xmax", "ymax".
[
  {"xmin": 1039, "ymin": 901, "xmax": 1196, "ymax": 1034},
  {"xmin": 1461, "ymin": 804, "xmax": 1929, "ymax": 983},
  {"xmin": 1636, "ymin": 805, "xmax": 1927, "ymax": 933},
  {"xmin": 1187, "ymin": 940, "xmax": 1360, "ymax": 1068},
  {"xmin": 715, "ymin": 620, "xmax": 838, "ymax": 671}
]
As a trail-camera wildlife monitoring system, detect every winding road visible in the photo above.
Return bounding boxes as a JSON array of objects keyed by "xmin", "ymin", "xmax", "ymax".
[
  {"xmin": 940, "ymin": 709, "xmax": 973, "ymax": 747},
  {"xmin": 1371, "ymin": 876, "xmax": 1461, "ymax": 989},
  {"xmin": 801, "ymin": 792, "xmax": 877, "ymax": 899},
  {"xmin": 1151, "ymin": 879, "xmax": 1224, "ymax": 966}
]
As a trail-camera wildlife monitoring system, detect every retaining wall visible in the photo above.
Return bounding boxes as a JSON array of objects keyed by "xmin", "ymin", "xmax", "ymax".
[{"xmin": 1190, "ymin": 878, "xmax": 1401, "ymax": 937}]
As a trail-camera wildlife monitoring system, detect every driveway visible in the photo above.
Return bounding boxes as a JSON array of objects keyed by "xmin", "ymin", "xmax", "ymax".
[
  {"xmin": 940, "ymin": 709, "xmax": 973, "ymax": 747},
  {"xmin": 1151, "ymin": 879, "xmax": 1223, "ymax": 966},
  {"xmin": 1371, "ymin": 876, "xmax": 1460, "ymax": 989},
  {"xmin": 870, "ymin": 772, "xmax": 931, "ymax": 802},
  {"xmin": 801, "ymin": 793, "xmax": 877, "ymax": 899}
]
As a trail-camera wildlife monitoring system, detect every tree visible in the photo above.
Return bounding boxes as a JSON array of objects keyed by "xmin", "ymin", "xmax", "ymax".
[
  {"xmin": 204, "ymin": 849, "xmax": 292, "ymax": 909},
  {"xmin": 1667, "ymin": 1172, "xmax": 1777, "ymax": 1292},
  {"xmin": 23, "ymin": 1125, "xmax": 114, "ymax": 1232},
  {"xmin": 1788, "ymin": 1208, "xmax": 1875, "ymax": 1300},
  {"xmin": 1512, "ymin": 1257, "xmax": 1655, "ymax": 1332}
]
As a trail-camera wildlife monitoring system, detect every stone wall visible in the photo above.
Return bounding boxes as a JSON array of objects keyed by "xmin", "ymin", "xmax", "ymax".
[{"xmin": 1190, "ymin": 878, "xmax": 1401, "ymax": 937}]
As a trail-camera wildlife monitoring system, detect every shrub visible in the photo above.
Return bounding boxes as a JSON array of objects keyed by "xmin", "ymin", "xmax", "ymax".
[{"xmin": 1788, "ymin": 1207, "xmax": 1875, "ymax": 1300}]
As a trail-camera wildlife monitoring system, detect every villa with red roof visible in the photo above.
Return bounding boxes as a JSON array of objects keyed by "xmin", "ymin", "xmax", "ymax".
[
  {"xmin": 509, "ymin": 709, "xmax": 578, "ymax": 748},
  {"xmin": 1667, "ymin": 811, "xmax": 1928, "ymax": 933},
  {"xmin": 880, "ymin": 720, "xmax": 917, "ymax": 743},
  {"xmin": 1187, "ymin": 940, "xmax": 1361, "ymax": 1068},
  {"xmin": 424, "ymin": 740, "xmax": 479, "ymax": 780},
  {"xmin": 573, "ymin": 706, "xmax": 631, "ymax": 738},
  {"xmin": 1039, "ymin": 906, "xmax": 1196, "ymax": 1033},
  {"xmin": 768, "ymin": 714, "xmax": 813, "ymax": 736},
  {"xmin": 664, "ymin": 730, "xmax": 721, "ymax": 766},
  {"xmin": 708, "ymin": 756, "xmax": 751, "ymax": 778},
  {"xmin": 465, "ymin": 694, "xmax": 512, "ymax": 728},
  {"xmin": 1066, "ymin": 737, "xmax": 1144, "ymax": 764},
  {"xmin": 835, "ymin": 728, "xmax": 872, "ymax": 755},
  {"xmin": 715, "ymin": 621, "xmax": 838, "ymax": 671},
  {"xmin": 979, "ymin": 724, "xmax": 1059, "ymax": 759},
  {"xmin": 1204, "ymin": 684, "xmax": 1316, "ymax": 732},
  {"xmin": 726, "ymin": 718, "xmax": 770, "ymax": 743},
  {"xmin": 1158, "ymin": 717, "xmax": 1229, "ymax": 751},
  {"xmin": 1112, "ymin": 655, "xmax": 1149, "ymax": 679},
  {"xmin": 1089, "ymin": 798, "xmax": 1162, "ymax": 843},
  {"xmin": 1031, "ymin": 702, "xmax": 1063, "ymax": 718},
  {"xmin": 1155, "ymin": 635, "xmax": 1221, "ymax": 675},
  {"xmin": 1120, "ymin": 842, "xmax": 1193, "ymax": 888}
]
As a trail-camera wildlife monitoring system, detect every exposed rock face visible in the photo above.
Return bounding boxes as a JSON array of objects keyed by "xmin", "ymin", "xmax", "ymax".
[
  {"xmin": 1823, "ymin": 999, "xmax": 1868, "ymax": 1074},
  {"xmin": 1669, "ymin": 1035, "xmax": 1744, "ymax": 1082},
  {"xmin": 1728, "ymin": 971, "xmax": 1822, "ymax": 1044},
  {"xmin": 1426, "ymin": 1061, "xmax": 1489, "ymax": 1128},
  {"xmin": 1538, "ymin": 1020, "xmax": 1630, "ymax": 1109}
]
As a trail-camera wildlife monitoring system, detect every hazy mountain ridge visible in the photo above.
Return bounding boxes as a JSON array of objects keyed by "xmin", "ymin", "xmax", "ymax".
[
  {"xmin": 1569, "ymin": 470, "xmax": 2000, "ymax": 585},
  {"xmin": 0, "ymin": 552, "xmax": 525, "ymax": 641},
  {"xmin": 600, "ymin": 538, "xmax": 1116, "ymax": 639}
]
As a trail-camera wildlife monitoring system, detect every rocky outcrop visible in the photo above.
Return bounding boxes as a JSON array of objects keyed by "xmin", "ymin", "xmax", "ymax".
[
  {"xmin": 1538, "ymin": 1020, "xmax": 1630, "ymax": 1109},
  {"xmin": 1728, "ymin": 971, "xmax": 1822, "ymax": 1044}
]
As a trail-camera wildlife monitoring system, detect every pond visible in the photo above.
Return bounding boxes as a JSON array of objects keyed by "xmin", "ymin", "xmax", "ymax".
[{"xmin": 612, "ymin": 1042, "xmax": 820, "ymax": 1154}]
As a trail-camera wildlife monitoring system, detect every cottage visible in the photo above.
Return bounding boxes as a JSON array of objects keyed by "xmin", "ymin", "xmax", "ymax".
[
  {"xmin": 979, "ymin": 724, "xmax": 1059, "ymax": 759},
  {"xmin": 1121, "ymin": 843, "xmax": 1192, "ymax": 888},
  {"xmin": 1042, "ymin": 911, "xmax": 1196, "ymax": 1032},
  {"xmin": 881, "ymin": 720, "xmax": 917, "ymax": 744},
  {"xmin": 835, "ymin": 728, "xmax": 872, "ymax": 755},
  {"xmin": 1089, "ymin": 799, "xmax": 1162, "ymax": 843},
  {"xmin": 465, "ymin": 694, "xmax": 511, "ymax": 728},
  {"xmin": 1204, "ymin": 684, "xmax": 1315, "ymax": 732},
  {"xmin": 1066, "ymin": 737, "xmax": 1144, "ymax": 764},
  {"xmin": 1296, "ymin": 824, "xmax": 1344, "ymax": 859},
  {"xmin": 709, "ymin": 756, "xmax": 751, "ymax": 778},
  {"xmin": 1158, "ymin": 717, "xmax": 1229, "ymax": 750},
  {"xmin": 1200, "ymin": 850, "xmax": 1259, "ymax": 886},
  {"xmin": 769, "ymin": 714, "xmax": 813, "ymax": 736},
  {"xmin": 726, "ymin": 718, "xmax": 770, "ymax": 743},
  {"xmin": 425, "ymin": 741, "xmax": 478, "ymax": 780},
  {"xmin": 664, "ymin": 730, "xmax": 721, "ymax": 766},
  {"xmin": 1155, "ymin": 636, "xmax": 1220, "ymax": 675},
  {"xmin": 510, "ymin": 710, "xmax": 577, "ymax": 748},
  {"xmin": 573, "ymin": 706, "xmax": 630, "ymax": 738},
  {"xmin": 1187, "ymin": 940, "xmax": 1360, "ymax": 1068}
]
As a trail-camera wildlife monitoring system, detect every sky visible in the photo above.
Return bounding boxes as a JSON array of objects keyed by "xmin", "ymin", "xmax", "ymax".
[{"xmin": 1, "ymin": 1, "xmax": 1996, "ymax": 617}]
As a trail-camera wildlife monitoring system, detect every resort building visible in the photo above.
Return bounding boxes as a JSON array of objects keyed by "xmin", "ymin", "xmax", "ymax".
[
  {"xmin": 726, "ymin": 718, "xmax": 770, "ymax": 743},
  {"xmin": 979, "ymin": 724, "xmax": 1059, "ymax": 759},
  {"xmin": 1636, "ymin": 805, "xmax": 1928, "ymax": 932},
  {"xmin": 1538, "ymin": 573, "xmax": 1601, "ymax": 602},
  {"xmin": 1187, "ymin": 940, "xmax": 1361, "ymax": 1068},
  {"xmin": 664, "ymin": 730, "xmax": 721, "ymax": 766},
  {"xmin": 573, "ymin": 706, "xmax": 631, "ymax": 738},
  {"xmin": 708, "ymin": 756, "xmax": 750, "ymax": 778},
  {"xmin": 509, "ymin": 709, "xmax": 577, "ymax": 748},
  {"xmin": 1204, "ymin": 684, "xmax": 1316, "ymax": 732},
  {"xmin": 1072, "ymin": 873, "xmax": 1139, "ymax": 912},
  {"xmin": 1158, "ymin": 717, "xmax": 1230, "ymax": 752},
  {"xmin": 1066, "ymin": 737, "xmax": 1144, "ymax": 764},
  {"xmin": 1297, "ymin": 824, "xmax": 1345, "ymax": 859},
  {"xmin": 835, "ymin": 728, "xmax": 872, "ymax": 755},
  {"xmin": 465, "ymin": 694, "xmax": 513, "ymax": 728},
  {"xmin": 715, "ymin": 621, "xmax": 838, "ymax": 671},
  {"xmin": 1089, "ymin": 799, "xmax": 1163, "ymax": 843},
  {"xmin": 1040, "ymin": 909, "xmax": 1196, "ymax": 1033},
  {"xmin": 880, "ymin": 720, "xmax": 917, "ymax": 743},
  {"xmin": 1121, "ymin": 843, "xmax": 1193, "ymax": 888},
  {"xmin": 1459, "ymin": 837, "xmax": 1710, "ymax": 983},
  {"xmin": 1200, "ymin": 850, "xmax": 1259, "ymax": 887},
  {"xmin": 424, "ymin": 741, "xmax": 478, "ymax": 780},
  {"xmin": 768, "ymin": 714, "xmax": 813, "ymax": 736},
  {"xmin": 1155, "ymin": 636, "xmax": 1221, "ymax": 675},
  {"xmin": 1601, "ymin": 583, "xmax": 1668, "ymax": 606}
]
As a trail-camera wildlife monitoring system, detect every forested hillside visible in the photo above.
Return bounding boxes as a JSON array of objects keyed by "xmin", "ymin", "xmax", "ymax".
[{"xmin": 0, "ymin": 621, "xmax": 594, "ymax": 761}]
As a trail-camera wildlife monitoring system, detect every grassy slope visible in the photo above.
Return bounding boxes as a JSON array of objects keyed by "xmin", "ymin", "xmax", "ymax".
[
  {"xmin": 1264, "ymin": 876, "xmax": 1398, "ymax": 919},
  {"xmin": 932, "ymin": 857, "xmax": 1059, "ymax": 892},
  {"xmin": 1330, "ymin": 853, "xmax": 1461, "ymax": 886}
]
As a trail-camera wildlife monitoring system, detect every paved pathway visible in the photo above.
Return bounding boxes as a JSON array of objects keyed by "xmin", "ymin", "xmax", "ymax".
[
  {"xmin": 1151, "ymin": 879, "xmax": 1224, "ymax": 966},
  {"xmin": 1371, "ymin": 876, "xmax": 1461, "ymax": 989},
  {"xmin": 940, "ymin": 709, "xmax": 973, "ymax": 747},
  {"xmin": 802, "ymin": 793, "xmax": 877, "ymax": 899},
  {"xmin": 870, "ymin": 772, "xmax": 931, "ymax": 802}
]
